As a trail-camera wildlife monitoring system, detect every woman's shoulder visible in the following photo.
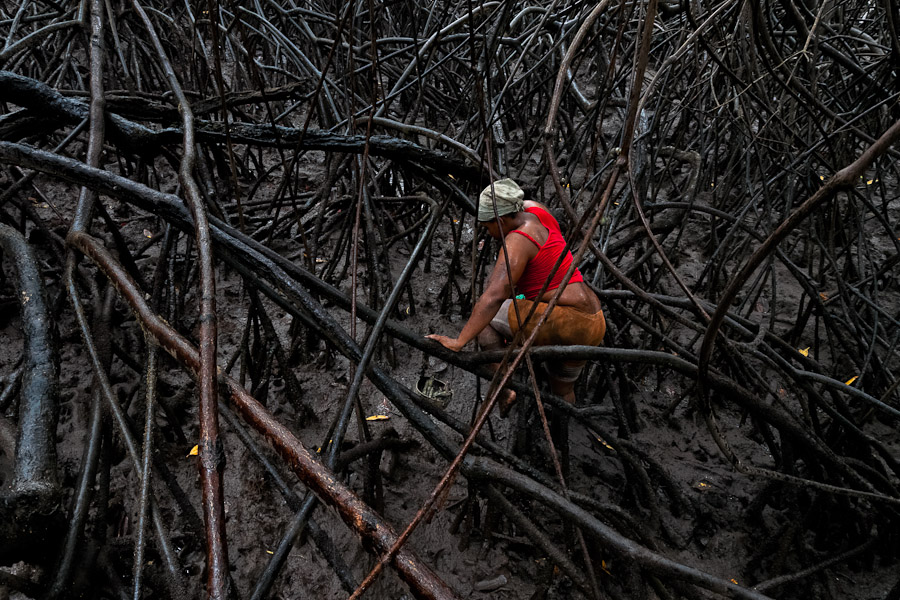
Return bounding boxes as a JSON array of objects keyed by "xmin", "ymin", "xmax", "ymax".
[
  {"xmin": 523, "ymin": 200, "xmax": 550, "ymax": 213},
  {"xmin": 522, "ymin": 201, "xmax": 564, "ymax": 232},
  {"xmin": 517, "ymin": 211, "xmax": 549, "ymax": 245}
]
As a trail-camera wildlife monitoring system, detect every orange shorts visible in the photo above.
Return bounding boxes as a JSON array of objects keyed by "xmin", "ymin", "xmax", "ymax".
[{"xmin": 491, "ymin": 298, "xmax": 606, "ymax": 382}]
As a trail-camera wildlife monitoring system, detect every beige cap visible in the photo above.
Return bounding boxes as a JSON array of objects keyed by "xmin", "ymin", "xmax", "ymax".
[{"xmin": 477, "ymin": 178, "xmax": 524, "ymax": 222}]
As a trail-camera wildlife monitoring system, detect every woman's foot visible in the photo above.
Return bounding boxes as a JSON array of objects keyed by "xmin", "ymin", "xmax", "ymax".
[{"xmin": 498, "ymin": 388, "xmax": 517, "ymax": 418}]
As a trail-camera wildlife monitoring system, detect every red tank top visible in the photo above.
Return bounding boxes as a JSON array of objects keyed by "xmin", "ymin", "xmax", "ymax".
[{"xmin": 510, "ymin": 206, "xmax": 584, "ymax": 300}]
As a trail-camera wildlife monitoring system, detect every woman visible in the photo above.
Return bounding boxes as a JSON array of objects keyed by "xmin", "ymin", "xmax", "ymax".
[{"xmin": 426, "ymin": 178, "xmax": 605, "ymax": 413}]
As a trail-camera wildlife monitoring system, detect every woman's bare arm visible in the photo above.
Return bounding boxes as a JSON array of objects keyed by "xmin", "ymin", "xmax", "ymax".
[{"xmin": 426, "ymin": 233, "xmax": 535, "ymax": 351}]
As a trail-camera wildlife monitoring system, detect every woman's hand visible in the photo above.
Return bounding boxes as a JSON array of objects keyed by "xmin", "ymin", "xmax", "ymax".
[{"xmin": 425, "ymin": 334, "xmax": 464, "ymax": 352}]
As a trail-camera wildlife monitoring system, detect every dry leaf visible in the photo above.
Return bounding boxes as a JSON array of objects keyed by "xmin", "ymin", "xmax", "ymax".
[
  {"xmin": 845, "ymin": 375, "xmax": 858, "ymax": 386},
  {"xmin": 596, "ymin": 437, "xmax": 614, "ymax": 451},
  {"xmin": 798, "ymin": 347, "xmax": 810, "ymax": 357},
  {"xmin": 188, "ymin": 445, "xmax": 199, "ymax": 456},
  {"xmin": 366, "ymin": 415, "xmax": 389, "ymax": 421}
]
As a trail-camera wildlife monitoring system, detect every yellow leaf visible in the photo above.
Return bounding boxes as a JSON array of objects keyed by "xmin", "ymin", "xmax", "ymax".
[
  {"xmin": 819, "ymin": 292, "xmax": 828, "ymax": 301},
  {"xmin": 596, "ymin": 437, "xmax": 614, "ymax": 451},
  {"xmin": 819, "ymin": 175, "xmax": 825, "ymax": 181},
  {"xmin": 366, "ymin": 415, "xmax": 389, "ymax": 421},
  {"xmin": 601, "ymin": 559, "xmax": 611, "ymax": 574},
  {"xmin": 845, "ymin": 375, "xmax": 858, "ymax": 386},
  {"xmin": 867, "ymin": 179, "xmax": 874, "ymax": 185},
  {"xmin": 188, "ymin": 445, "xmax": 199, "ymax": 456},
  {"xmin": 798, "ymin": 347, "xmax": 810, "ymax": 357},
  {"xmin": 266, "ymin": 550, "xmax": 274, "ymax": 555},
  {"xmin": 731, "ymin": 578, "xmax": 739, "ymax": 585}
]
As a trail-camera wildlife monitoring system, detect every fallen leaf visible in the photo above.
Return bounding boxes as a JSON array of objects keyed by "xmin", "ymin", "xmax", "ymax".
[
  {"xmin": 601, "ymin": 559, "xmax": 611, "ymax": 574},
  {"xmin": 366, "ymin": 415, "xmax": 389, "ymax": 421},
  {"xmin": 595, "ymin": 437, "xmax": 614, "ymax": 451},
  {"xmin": 731, "ymin": 578, "xmax": 739, "ymax": 585},
  {"xmin": 845, "ymin": 375, "xmax": 858, "ymax": 386},
  {"xmin": 188, "ymin": 445, "xmax": 199, "ymax": 456},
  {"xmin": 819, "ymin": 292, "xmax": 828, "ymax": 301},
  {"xmin": 798, "ymin": 347, "xmax": 810, "ymax": 357},
  {"xmin": 266, "ymin": 550, "xmax": 274, "ymax": 555}
]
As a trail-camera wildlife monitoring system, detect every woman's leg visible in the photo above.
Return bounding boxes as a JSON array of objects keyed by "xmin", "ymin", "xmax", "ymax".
[
  {"xmin": 547, "ymin": 375, "xmax": 576, "ymax": 478},
  {"xmin": 477, "ymin": 324, "xmax": 517, "ymax": 415}
]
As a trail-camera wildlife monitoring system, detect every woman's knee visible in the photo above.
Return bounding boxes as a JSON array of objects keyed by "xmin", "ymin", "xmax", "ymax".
[
  {"xmin": 548, "ymin": 376, "xmax": 576, "ymax": 402},
  {"xmin": 478, "ymin": 324, "xmax": 504, "ymax": 349}
]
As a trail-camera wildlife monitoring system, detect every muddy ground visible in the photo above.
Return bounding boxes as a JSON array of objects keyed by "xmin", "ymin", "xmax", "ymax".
[
  {"xmin": 1, "ymin": 164, "xmax": 898, "ymax": 600},
  {"xmin": 3, "ymin": 2, "xmax": 900, "ymax": 598}
]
